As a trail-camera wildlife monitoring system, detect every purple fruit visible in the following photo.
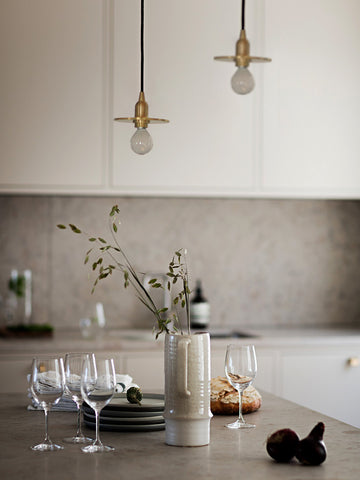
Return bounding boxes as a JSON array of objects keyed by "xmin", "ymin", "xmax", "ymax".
[
  {"xmin": 266, "ymin": 428, "xmax": 300, "ymax": 462},
  {"xmin": 296, "ymin": 422, "xmax": 327, "ymax": 466}
]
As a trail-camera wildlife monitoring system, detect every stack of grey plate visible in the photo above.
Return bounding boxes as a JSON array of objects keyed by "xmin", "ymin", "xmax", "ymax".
[{"xmin": 83, "ymin": 393, "xmax": 165, "ymax": 432}]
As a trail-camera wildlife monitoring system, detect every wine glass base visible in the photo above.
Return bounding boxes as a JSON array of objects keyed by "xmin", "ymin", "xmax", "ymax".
[
  {"xmin": 31, "ymin": 443, "xmax": 64, "ymax": 451},
  {"xmin": 81, "ymin": 444, "xmax": 114, "ymax": 453},
  {"xmin": 63, "ymin": 435, "xmax": 93, "ymax": 444},
  {"xmin": 226, "ymin": 420, "xmax": 256, "ymax": 429}
]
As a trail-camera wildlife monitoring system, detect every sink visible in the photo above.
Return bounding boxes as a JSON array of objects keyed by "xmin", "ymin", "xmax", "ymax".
[{"xmin": 207, "ymin": 329, "xmax": 258, "ymax": 339}]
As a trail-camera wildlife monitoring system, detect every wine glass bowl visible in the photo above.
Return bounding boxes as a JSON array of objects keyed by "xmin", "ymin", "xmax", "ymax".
[
  {"xmin": 225, "ymin": 344, "xmax": 257, "ymax": 429},
  {"xmin": 63, "ymin": 353, "xmax": 92, "ymax": 444},
  {"xmin": 30, "ymin": 356, "xmax": 65, "ymax": 451},
  {"xmin": 80, "ymin": 354, "xmax": 116, "ymax": 453}
]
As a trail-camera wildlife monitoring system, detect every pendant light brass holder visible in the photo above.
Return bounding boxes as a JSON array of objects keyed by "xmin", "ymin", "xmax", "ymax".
[
  {"xmin": 214, "ymin": 29, "xmax": 271, "ymax": 66},
  {"xmin": 114, "ymin": 91, "xmax": 169, "ymax": 128}
]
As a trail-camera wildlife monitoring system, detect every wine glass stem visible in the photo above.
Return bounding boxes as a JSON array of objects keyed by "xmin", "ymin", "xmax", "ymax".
[
  {"xmin": 238, "ymin": 389, "xmax": 245, "ymax": 424},
  {"xmin": 44, "ymin": 407, "xmax": 51, "ymax": 444},
  {"xmin": 76, "ymin": 403, "xmax": 82, "ymax": 437},
  {"xmin": 94, "ymin": 410, "xmax": 102, "ymax": 446}
]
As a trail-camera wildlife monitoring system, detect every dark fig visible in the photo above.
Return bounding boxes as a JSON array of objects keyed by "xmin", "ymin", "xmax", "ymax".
[
  {"xmin": 266, "ymin": 428, "xmax": 300, "ymax": 462},
  {"xmin": 296, "ymin": 422, "xmax": 327, "ymax": 466}
]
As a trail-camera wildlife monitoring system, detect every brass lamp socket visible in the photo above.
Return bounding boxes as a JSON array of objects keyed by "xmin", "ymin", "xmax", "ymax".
[
  {"xmin": 235, "ymin": 29, "xmax": 250, "ymax": 67},
  {"xmin": 134, "ymin": 91, "xmax": 149, "ymax": 128}
]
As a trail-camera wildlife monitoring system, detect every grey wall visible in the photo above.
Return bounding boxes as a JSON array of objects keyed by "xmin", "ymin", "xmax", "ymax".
[{"xmin": 1, "ymin": 195, "xmax": 360, "ymax": 331}]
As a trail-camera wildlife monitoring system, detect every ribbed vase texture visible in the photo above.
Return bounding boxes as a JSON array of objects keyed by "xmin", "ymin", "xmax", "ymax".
[{"xmin": 164, "ymin": 332, "xmax": 212, "ymax": 446}]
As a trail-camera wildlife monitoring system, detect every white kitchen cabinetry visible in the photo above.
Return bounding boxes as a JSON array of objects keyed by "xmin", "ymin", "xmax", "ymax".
[
  {"xmin": 124, "ymin": 352, "xmax": 164, "ymax": 391},
  {"xmin": 1, "ymin": 334, "xmax": 360, "ymax": 428},
  {"xmin": 0, "ymin": 0, "xmax": 107, "ymax": 192},
  {"xmin": 1, "ymin": 1, "xmax": 360, "ymax": 198},
  {"xmin": 262, "ymin": 0, "xmax": 360, "ymax": 197},
  {"xmin": 112, "ymin": 0, "xmax": 258, "ymax": 196},
  {"xmin": 211, "ymin": 348, "xmax": 278, "ymax": 394},
  {"xmin": 279, "ymin": 346, "xmax": 360, "ymax": 428}
]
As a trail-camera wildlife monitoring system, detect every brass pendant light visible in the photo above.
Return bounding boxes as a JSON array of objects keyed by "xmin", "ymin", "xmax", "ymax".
[
  {"xmin": 114, "ymin": 0, "xmax": 169, "ymax": 155},
  {"xmin": 214, "ymin": 0, "xmax": 271, "ymax": 94}
]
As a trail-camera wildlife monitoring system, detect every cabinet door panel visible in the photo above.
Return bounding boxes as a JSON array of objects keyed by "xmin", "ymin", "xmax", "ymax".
[
  {"xmin": 112, "ymin": 0, "xmax": 263, "ymax": 195},
  {"xmin": 262, "ymin": 0, "xmax": 360, "ymax": 196},
  {"xmin": 211, "ymin": 349, "xmax": 276, "ymax": 394},
  {"xmin": 0, "ymin": 0, "xmax": 106, "ymax": 190},
  {"xmin": 124, "ymin": 353, "xmax": 164, "ymax": 391},
  {"xmin": 280, "ymin": 352, "xmax": 360, "ymax": 428}
]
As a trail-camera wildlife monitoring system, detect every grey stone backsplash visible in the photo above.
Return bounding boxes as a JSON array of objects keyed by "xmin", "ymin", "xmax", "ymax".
[{"xmin": 0, "ymin": 195, "xmax": 359, "ymax": 331}]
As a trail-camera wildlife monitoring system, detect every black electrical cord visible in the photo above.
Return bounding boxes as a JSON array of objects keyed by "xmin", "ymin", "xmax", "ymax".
[
  {"xmin": 140, "ymin": 0, "xmax": 144, "ymax": 92},
  {"xmin": 241, "ymin": 0, "xmax": 245, "ymax": 30}
]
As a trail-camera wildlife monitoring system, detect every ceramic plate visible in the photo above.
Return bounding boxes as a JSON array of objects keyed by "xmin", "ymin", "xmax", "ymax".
[
  {"xmin": 84, "ymin": 418, "xmax": 165, "ymax": 432},
  {"xmin": 83, "ymin": 393, "xmax": 164, "ymax": 418},
  {"xmin": 83, "ymin": 411, "xmax": 164, "ymax": 425}
]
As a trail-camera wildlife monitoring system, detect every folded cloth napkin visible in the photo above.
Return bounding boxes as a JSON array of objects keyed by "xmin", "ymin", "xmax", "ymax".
[{"xmin": 27, "ymin": 373, "xmax": 138, "ymax": 411}]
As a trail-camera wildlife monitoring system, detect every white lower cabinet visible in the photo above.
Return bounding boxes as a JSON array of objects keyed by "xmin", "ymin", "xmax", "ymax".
[
  {"xmin": 279, "ymin": 347, "xmax": 360, "ymax": 428},
  {"xmin": 124, "ymin": 352, "xmax": 164, "ymax": 391},
  {"xmin": 211, "ymin": 348, "xmax": 278, "ymax": 395},
  {"xmin": 1, "ymin": 340, "xmax": 360, "ymax": 428}
]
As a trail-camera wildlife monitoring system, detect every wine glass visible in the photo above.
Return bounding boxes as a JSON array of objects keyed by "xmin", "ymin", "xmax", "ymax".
[
  {"xmin": 63, "ymin": 353, "xmax": 92, "ymax": 444},
  {"xmin": 224, "ymin": 344, "xmax": 257, "ymax": 429},
  {"xmin": 80, "ymin": 354, "xmax": 116, "ymax": 453},
  {"xmin": 30, "ymin": 356, "xmax": 65, "ymax": 451}
]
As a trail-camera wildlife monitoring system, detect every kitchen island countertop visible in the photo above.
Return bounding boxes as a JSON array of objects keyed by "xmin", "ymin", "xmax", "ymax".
[{"xmin": 0, "ymin": 391, "xmax": 359, "ymax": 480}]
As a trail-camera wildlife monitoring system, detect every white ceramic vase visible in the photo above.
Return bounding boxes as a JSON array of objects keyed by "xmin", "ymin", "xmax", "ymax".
[{"xmin": 163, "ymin": 332, "xmax": 212, "ymax": 446}]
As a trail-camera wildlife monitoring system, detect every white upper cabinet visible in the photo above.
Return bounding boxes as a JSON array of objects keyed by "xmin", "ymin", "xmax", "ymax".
[
  {"xmin": 1, "ymin": 0, "xmax": 360, "ymax": 198},
  {"xmin": 262, "ymin": 0, "xmax": 360, "ymax": 197},
  {"xmin": 0, "ymin": 0, "xmax": 107, "ymax": 192},
  {"xmin": 111, "ymin": 0, "xmax": 258, "ymax": 196}
]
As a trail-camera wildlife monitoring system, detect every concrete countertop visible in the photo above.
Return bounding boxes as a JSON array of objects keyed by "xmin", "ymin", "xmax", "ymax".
[
  {"xmin": 0, "ymin": 391, "xmax": 359, "ymax": 480},
  {"xmin": 1, "ymin": 326, "xmax": 360, "ymax": 355}
]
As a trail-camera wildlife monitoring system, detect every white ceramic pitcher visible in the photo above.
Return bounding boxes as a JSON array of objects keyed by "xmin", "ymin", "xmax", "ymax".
[{"xmin": 163, "ymin": 332, "xmax": 212, "ymax": 446}]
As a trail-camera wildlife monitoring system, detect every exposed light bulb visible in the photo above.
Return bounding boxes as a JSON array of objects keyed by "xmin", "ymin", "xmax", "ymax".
[
  {"xmin": 231, "ymin": 66, "xmax": 255, "ymax": 95},
  {"xmin": 130, "ymin": 127, "xmax": 153, "ymax": 155}
]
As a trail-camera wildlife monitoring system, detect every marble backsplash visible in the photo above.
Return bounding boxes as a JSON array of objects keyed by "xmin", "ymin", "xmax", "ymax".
[{"xmin": 0, "ymin": 195, "xmax": 359, "ymax": 331}]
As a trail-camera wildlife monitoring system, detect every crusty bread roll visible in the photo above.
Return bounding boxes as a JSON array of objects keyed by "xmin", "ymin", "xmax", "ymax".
[{"xmin": 210, "ymin": 376, "xmax": 262, "ymax": 415}]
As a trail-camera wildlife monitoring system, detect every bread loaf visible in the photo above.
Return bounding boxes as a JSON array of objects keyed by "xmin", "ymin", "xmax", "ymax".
[{"xmin": 210, "ymin": 376, "xmax": 262, "ymax": 415}]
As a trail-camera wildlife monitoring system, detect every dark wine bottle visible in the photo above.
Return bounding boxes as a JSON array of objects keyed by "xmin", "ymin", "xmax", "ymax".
[{"xmin": 190, "ymin": 280, "xmax": 210, "ymax": 329}]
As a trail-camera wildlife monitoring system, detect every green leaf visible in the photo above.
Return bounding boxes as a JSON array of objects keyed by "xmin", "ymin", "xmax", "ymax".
[
  {"xmin": 152, "ymin": 283, "xmax": 162, "ymax": 288},
  {"xmin": 57, "ymin": 224, "xmax": 66, "ymax": 229},
  {"xmin": 110, "ymin": 205, "xmax": 120, "ymax": 217},
  {"xmin": 174, "ymin": 297, "xmax": 179, "ymax": 305},
  {"xmin": 181, "ymin": 299, "xmax": 185, "ymax": 308},
  {"xmin": 69, "ymin": 224, "xmax": 81, "ymax": 234},
  {"xmin": 92, "ymin": 262, "xmax": 98, "ymax": 271},
  {"xmin": 84, "ymin": 256, "xmax": 89, "ymax": 264},
  {"xmin": 157, "ymin": 308, "xmax": 168, "ymax": 313},
  {"xmin": 148, "ymin": 278, "xmax": 157, "ymax": 284},
  {"xmin": 112, "ymin": 222, "xmax": 118, "ymax": 233},
  {"xmin": 89, "ymin": 238, "xmax": 96, "ymax": 242},
  {"xmin": 98, "ymin": 237, "xmax": 107, "ymax": 244}
]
